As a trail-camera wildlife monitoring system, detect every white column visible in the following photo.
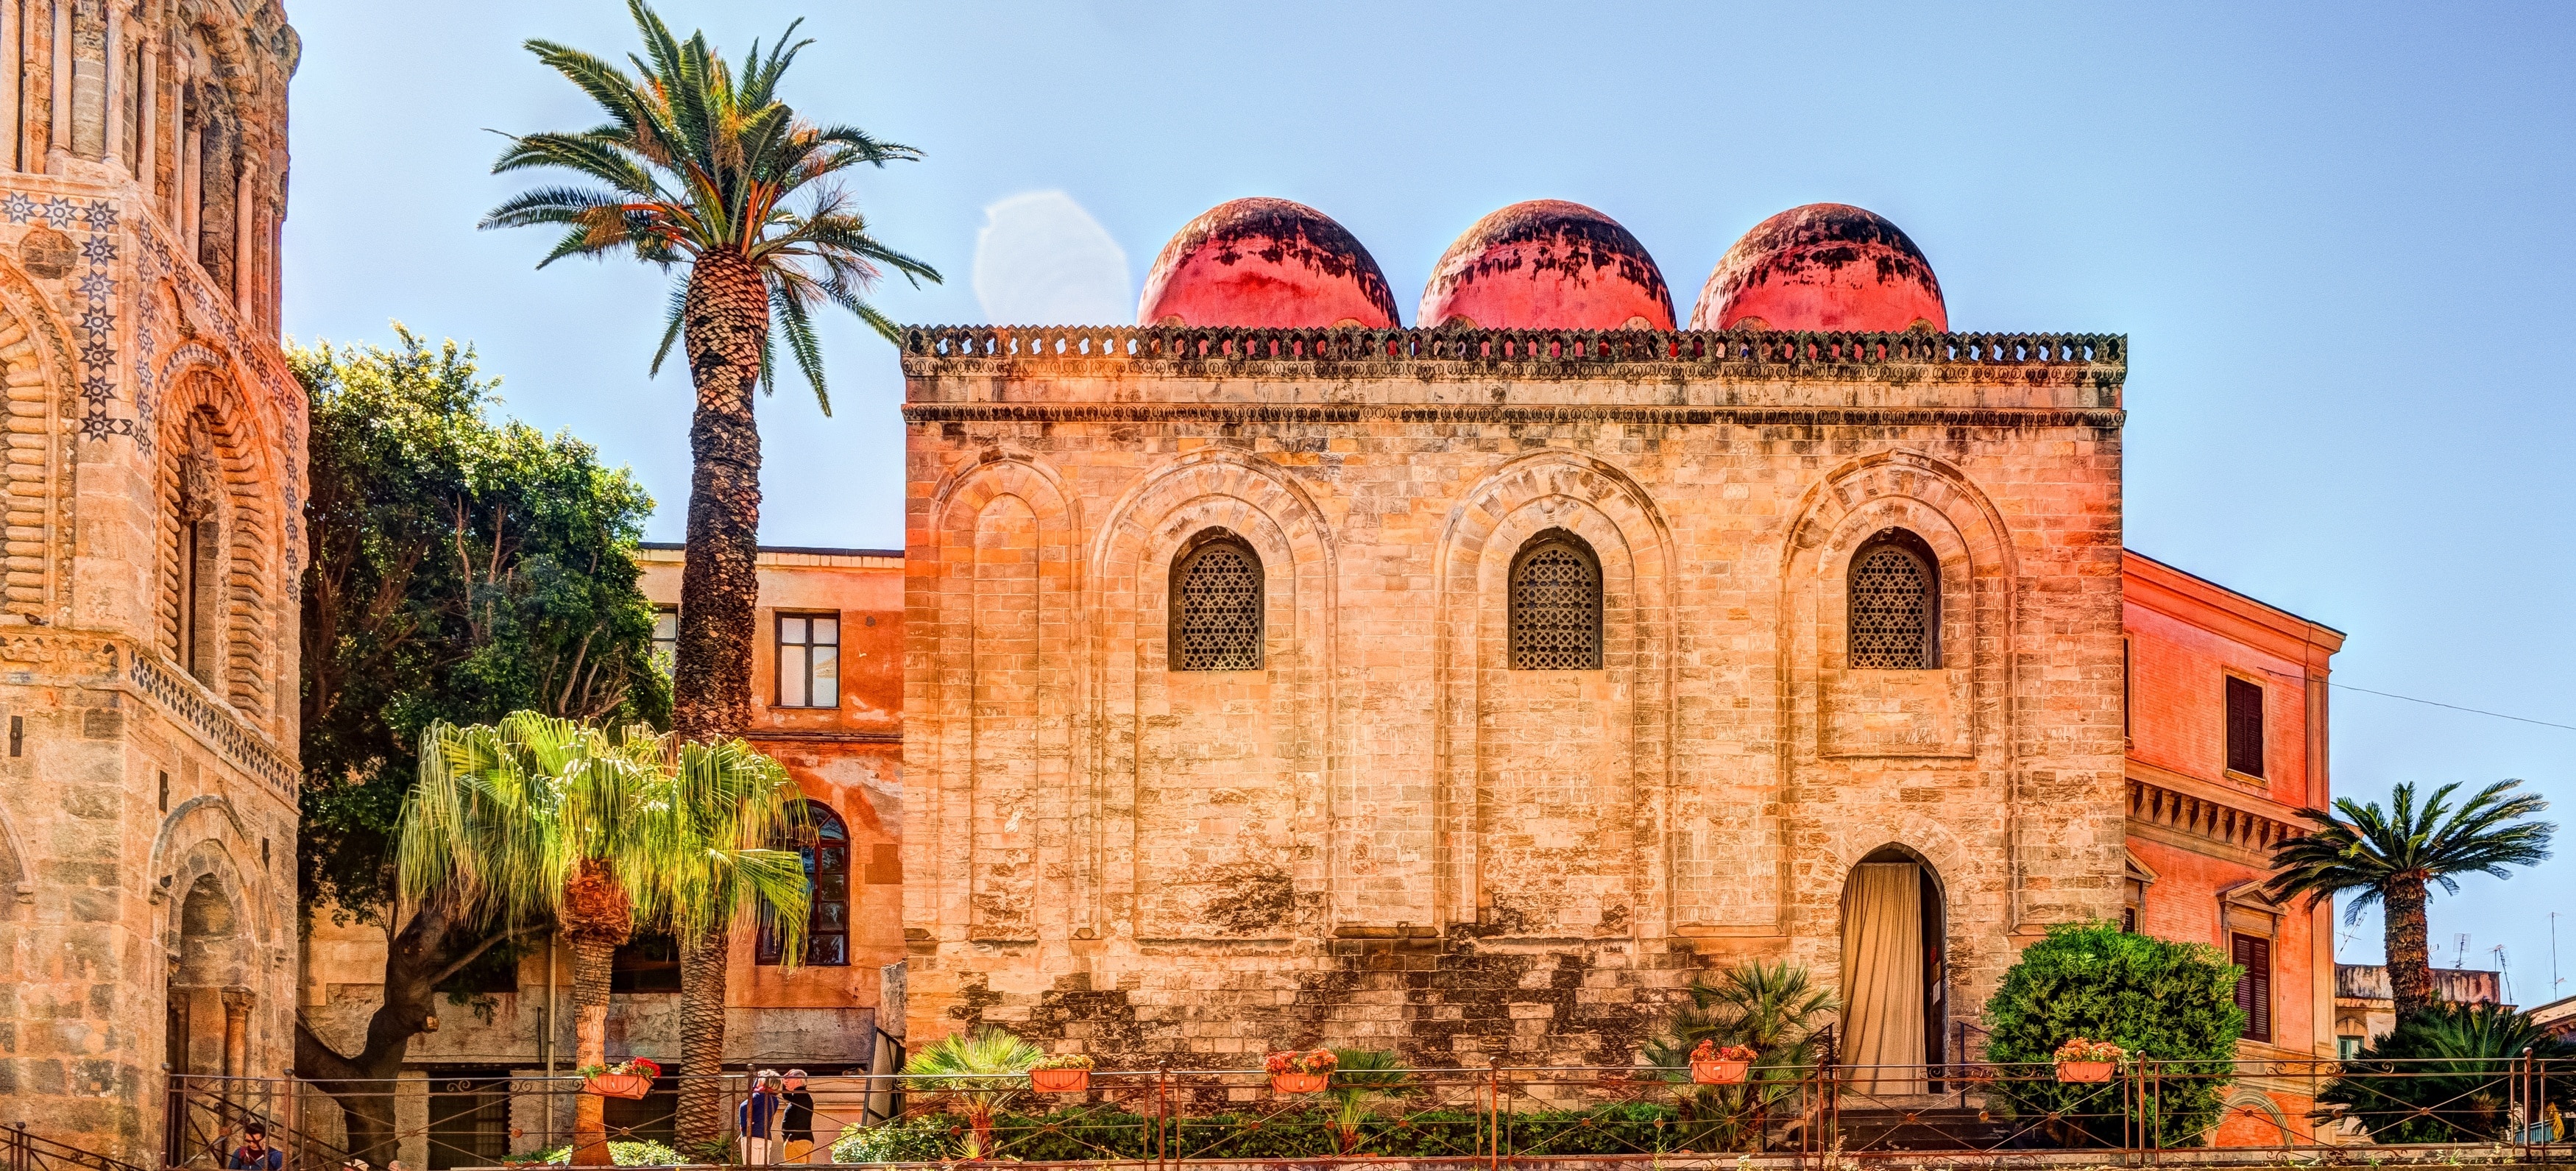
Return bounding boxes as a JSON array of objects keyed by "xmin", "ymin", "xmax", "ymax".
[
  {"xmin": 45, "ymin": 0, "xmax": 66, "ymax": 173},
  {"xmin": 233, "ymin": 155, "xmax": 253, "ymax": 314},
  {"xmin": 101, "ymin": 7, "xmax": 120, "ymax": 169}
]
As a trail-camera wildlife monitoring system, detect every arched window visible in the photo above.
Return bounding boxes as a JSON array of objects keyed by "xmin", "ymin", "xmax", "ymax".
[
  {"xmin": 1510, "ymin": 530, "xmax": 1602, "ymax": 671},
  {"xmin": 163, "ymin": 407, "xmax": 224, "ymax": 687},
  {"xmin": 1170, "ymin": 531, "xmax": 1264, "ymax": 671},
  {"xmin": 757, "ymin": 801, "xmax": 850, "ymax": 966},
  {"xmin": 1847, "ymin": 529, "xmax": 1939, "ymax": 669}
]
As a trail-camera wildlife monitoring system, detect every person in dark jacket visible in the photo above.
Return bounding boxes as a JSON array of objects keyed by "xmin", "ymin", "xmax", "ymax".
[
  {"xmin": 224, "ymin": 1124, "xmax": 282, "ymax": 1171},
  {"xmin": 738, "ymin": 1070, "xmax": 784, "ymax": 1165},
  {"xmin": 780, "ymin": 1069, "xmax": 818, "ymax": 1164}
]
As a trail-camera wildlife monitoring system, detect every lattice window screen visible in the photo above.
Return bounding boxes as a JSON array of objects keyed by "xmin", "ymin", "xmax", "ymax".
[
  {"xmin": 1172, "ymin": 541, "xmax": 1264, "ymax": 671},
  {"xmin": 1510, "ymin": 538, "xmax": 1602, "ymax": 671},
  {"xmin": 1848, "ymin": 543, "xmax": 1936, "ymax": 669}
]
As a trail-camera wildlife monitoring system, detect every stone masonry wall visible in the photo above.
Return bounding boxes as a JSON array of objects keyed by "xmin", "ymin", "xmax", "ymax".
[{"xmin": 899, "ymin": 330, "xmax": 2129, "ymax": 1068}]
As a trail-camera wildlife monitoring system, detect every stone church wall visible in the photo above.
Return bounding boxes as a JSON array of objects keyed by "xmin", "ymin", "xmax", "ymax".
[{"xmin": 899, "ymin": 329, "xmax": 2129, "ymax": 1067}]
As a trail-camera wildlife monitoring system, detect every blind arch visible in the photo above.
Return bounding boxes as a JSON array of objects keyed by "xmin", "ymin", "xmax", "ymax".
[
  {"xmin": 1847, "ymin": 529, "xmax": 1939, "ymax": 669},
  {"xmin": 1169, "ymin": 531, "xmax": 1264, "ymax": 671},
  {"xmin": 1509, "ymin": 529, "xmax": 1602, "ymax": 671}
]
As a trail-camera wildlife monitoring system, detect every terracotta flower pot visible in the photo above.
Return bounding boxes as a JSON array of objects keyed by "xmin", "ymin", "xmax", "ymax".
[
  {"xmin": 1270, "ymin": 1072, "xmax": 1328, "ymax": 1094},
  {"xmin": 2056, "ymin": 1061, "xmax": 2115, "ymax": 1083},
  {"xmin": 1030, "ymin": 1068, "xmax": 1091, "ymax": 1093},
  {"xmin": 1689, "ymin": 1058, "xmax": 1750, "ymax": 1086},
  {"xmin": 584, "ymin": 1072, "xmax": 653, "ymax": 1100}
]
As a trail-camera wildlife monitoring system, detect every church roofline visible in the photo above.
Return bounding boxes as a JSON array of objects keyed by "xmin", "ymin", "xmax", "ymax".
[{"xmin": 902, "ymin": 324, "xmax": 2125, "ymax": 383}]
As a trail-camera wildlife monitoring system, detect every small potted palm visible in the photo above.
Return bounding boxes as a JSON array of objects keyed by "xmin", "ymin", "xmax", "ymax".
[
  {"xmin": 2052, "ymin": 1038, "xmax": 2124, "ymax": 1083},
  {"xmin": 579, "ymin": 1056, "xmax": 661, "ymax": 1100},
  {"xmin": 1030, "ymin": 1053, "xmax": 1095, "ymax": 1094},
  {"xmin": 1688, "ymin": 1040, "xmax": 1756, "ymax": 1086},
  {"xmin": 907, "ymin": 1027, "xmax": 1045, "ymax": 1158},
  {"xmin": 1265, "ymin": 1048, "xmax": 1337, "ymax": 1094}
]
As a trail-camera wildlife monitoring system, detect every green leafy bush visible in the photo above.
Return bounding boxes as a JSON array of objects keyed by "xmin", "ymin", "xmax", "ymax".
[
  {"xmin": 832, "ymin": 1116, "xmax": 955, "ymax": 1164},
  {"xmin": 1641, "ymin": 960, "xmax": 1836, "ymax": 1152},
  {"xmin": 531, "ymin": 1140, "xmax": 684, "ymax": 1166},
  {"xmin": 1980, "ymin": 920, "xmax": 2243, "ymax": 1147},
  {"xmin": 2319, "ymin": 1002, "xmax": 2576, "ymax": 1143},
  {"xmin": 837, "ymin": 1102, "xmax": 1719, "ymax": 1161}
]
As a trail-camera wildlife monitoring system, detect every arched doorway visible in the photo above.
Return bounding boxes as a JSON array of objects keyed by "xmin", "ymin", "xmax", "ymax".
[
  {"xmin": 1839, "ymin": 846, "xmax": 1947, "ymax": 1095},
  {"xmin": 167, "ymin": 872, "xmax": 255, "ymax": 1161}
]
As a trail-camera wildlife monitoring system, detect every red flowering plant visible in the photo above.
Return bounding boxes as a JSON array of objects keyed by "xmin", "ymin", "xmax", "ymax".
[
  {"xmin": 2052, "ymin": 1038, "xmax": 2126, "ymax": 1064},
  {"xmin": 1265, "ymin": 1049, "xmax": 1338, "ymax": 1078},
  {"xmin": 576, "ymin": 1056, "xmax": 662, "ymax": 1079}
]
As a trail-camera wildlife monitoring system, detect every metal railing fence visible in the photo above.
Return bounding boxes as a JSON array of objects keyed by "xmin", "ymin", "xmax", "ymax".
[{"xmin": 165, "ymin": 1054, "xmax": 2567, "ymax": 1169}]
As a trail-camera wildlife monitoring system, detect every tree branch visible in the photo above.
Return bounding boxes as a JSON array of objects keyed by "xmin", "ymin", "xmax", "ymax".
[{"xmin": 427, "ymin": 921, "xmax": 551, "ymax": 988}]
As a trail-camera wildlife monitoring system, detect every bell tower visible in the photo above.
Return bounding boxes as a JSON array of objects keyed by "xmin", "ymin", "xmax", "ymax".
[{"xmin": 0, "ymin": 1, "xmax": 302, "ymax": 1162}]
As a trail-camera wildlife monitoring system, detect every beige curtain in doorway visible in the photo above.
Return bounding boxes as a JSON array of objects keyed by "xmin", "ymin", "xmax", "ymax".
[{"xmin": 1840, "ymin": 862, "xmax": 1925, "ymax": 1095}]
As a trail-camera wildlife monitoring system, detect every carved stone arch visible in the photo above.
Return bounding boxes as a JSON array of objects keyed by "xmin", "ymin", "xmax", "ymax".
[
  {"xmin": 151, "ymin": 794, "xmax": 272, "ymax": 942},
  {"xmin": 164, "ymin": 835, "xmax": 266, "ymax": 955},
  {"xmin": 152, "ymin": 363, "xmax": 283, "ymax": 723},
  {"xmin": 0, "ymin": 252, "xmax": 83, "ymax": 622},
  {"xmin": 916, "ymin": 453, "xmax": 1078, "ymax": 949},
  {"xmin": 1089, "ymin": 448, "xmax": 1337, "ymax": 943},
  {"xmin": 1432, "ymin": 450, "xmax": 1676, "ymax": 938},
  {"xmin": 149, "ymin": 793, "xmax": 253, "ymax": 885}
]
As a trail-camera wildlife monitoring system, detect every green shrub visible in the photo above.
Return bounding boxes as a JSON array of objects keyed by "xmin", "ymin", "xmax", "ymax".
[
  {"xmin": 2319, "ymin": 1002, "xmax": 2576, "ymax": 1143},
  {"xmin": 832, "ymin": 1116, "xmax": 955, "ymax": 1163},
  {"xmin": 1641, "ymin": 960, "xmax": 1835, "ymax": 1151},
  {"xmin": 1979, "ymin": 920, "xmax": 2243, "ymax": 1147},
  {"xmin": 531, "ymin": 1140, "xmax": 684, "ymax": 1166}
]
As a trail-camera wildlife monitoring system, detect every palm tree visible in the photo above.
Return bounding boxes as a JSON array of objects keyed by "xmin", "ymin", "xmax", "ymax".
[
  {"xmin": 2264, "ymin": 779, "xmax": 2554, "ymax": 1019},
  {"xmin": 664, "ymin": 740, "xmax": 813, "ymax": 1149},
  {"xmin": 484, "ymin": 1, "xmax": 937, "ymax": 737},
  {"xmin": 904, "ymin": 1027, "xmax": 1046, "ymax": 1158},
  {"xmin": 481, "ymin": 0, "xmax": 938, "ymax": 1136},
  {"xmin": 1643, "ymin": 960, "xmax": 1839, "ymax": 1153},
  {"xmin": 1323, "ymin": 1050, "xmax": 1412, "ymax": 1154},
  {"xmin": 396, "ymin": 715, "xmax": 810, "ymax": 1166}
]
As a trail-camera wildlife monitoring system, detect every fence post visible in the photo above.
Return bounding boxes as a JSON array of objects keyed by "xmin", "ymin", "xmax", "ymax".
[{"xmin": 1485, "ymin": 1063, "xmax": 1499, "ymax": 1171}]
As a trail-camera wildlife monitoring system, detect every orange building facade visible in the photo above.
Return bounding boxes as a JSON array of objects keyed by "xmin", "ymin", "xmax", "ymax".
[
  {"xmin": 633, "ymin": 543, "xmax": 910, "ymax": 1018},
  {"xmin": 2122, "ymin": 549, "xmax": 2346, "ymax": 1142}
]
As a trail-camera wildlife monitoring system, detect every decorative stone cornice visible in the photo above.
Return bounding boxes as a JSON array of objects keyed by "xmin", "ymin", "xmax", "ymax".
[
  {"xmin": 130, "ymin": 651, "xmax": 296, "ymax": 803},
  {"xmin": 2127, "ymin": 775, "xmax": 2299, "ymax": 858},
  {"xmin": 904, "ymin": 402, "xmax": 2124, "ymax": 429},
  {"xmin": 902, "ymin": 325, "xmax": 2126, "ymax": 386}
]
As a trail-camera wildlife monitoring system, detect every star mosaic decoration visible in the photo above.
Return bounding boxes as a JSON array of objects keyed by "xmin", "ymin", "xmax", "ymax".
[
  {"xmin": 80, "ymin": 200, "xmax": 117, "ymax": 230},
  {"xmin": 53, "ymin": 199, "xmax": 135, "ymax": 444},
  {"xmin": 40, "ymin": 197, "xmax": 74, "ymax": 228},
  {"xmin": 0, "ymin": 193, "xmax": 33, "ymax": 224}
]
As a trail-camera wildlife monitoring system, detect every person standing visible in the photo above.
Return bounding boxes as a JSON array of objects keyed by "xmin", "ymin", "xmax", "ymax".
[
  {"xmin": 224, "ymin": 1123, "xmax": 282, "ymax": 1171},
  {"xmin": 779, "ymin": 1070, "xmax": 818, "ymax": 1164},
  {"xmin": 737, "ymin": 1070, "xmax": 784, "ymax": 1166}
]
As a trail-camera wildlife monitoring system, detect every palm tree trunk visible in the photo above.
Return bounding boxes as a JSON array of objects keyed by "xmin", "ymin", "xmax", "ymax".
[
  {"xmin": 570, "ymin": 935, "xmax": 616, "ymax": 1166},
  {"xmin": 671, "ymin": 247, "xmax": 768, "ymax": 743},
  {"xmin": 674, "ymin": 924, "xmax": 732, "ymax": 1153},
  {"xmin": 2384, "ymin": 876, "xmax": 2435, "ymax": 1018}
]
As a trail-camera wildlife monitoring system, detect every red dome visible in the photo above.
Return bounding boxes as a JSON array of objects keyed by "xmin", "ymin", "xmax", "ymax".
[
  {"xmin": 1136, "ymin": 198, "xmax": 1399, "ymax": 328},
  {"xmin": 1688, "ymin": 204, "xmax": 1947, "ymax": 333},
  {"xmin": 1418, "ymin": 200, "xmax": 1674, "ymax": 330}
]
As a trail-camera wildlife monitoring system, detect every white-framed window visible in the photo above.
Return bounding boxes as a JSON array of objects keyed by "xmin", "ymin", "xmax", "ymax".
[
  {"xmin": 651, "ymin": 606, "xmax": 678, "ymax": 676},
  {"xmin": 775, "ymin": 612, "xmax": 840, "ymax": 708}
]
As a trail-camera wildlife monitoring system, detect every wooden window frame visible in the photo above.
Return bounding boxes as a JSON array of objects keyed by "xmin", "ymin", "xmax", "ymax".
[
  {"xmin": 773, "ymin": 610, "xmax": 841, "ymax": 709},
  {"xmin": 757, "ymin": 800, "xmax": 851, "ymax": 967},
  {"xmin": 2232, "ymin": 932, "xmax": 2274, "ymax": 1043},
  {"xmin": 2223, "ymin": 671, "xmax": 2266, "ymax": 782}
]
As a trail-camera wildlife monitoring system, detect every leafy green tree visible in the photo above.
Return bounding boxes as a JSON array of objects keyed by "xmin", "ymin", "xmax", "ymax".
[
  {"xmin": 1324, "ymin": 1050, "xmax": 1412, "ymax": 1153},
  {"xmin": 2264, "ymin": 779, "xmax": 2555, "ymax": 1019},
  {"xmin": 1641, "ymin": 960, "xmax": 1837, "ymax": 1152},
  {"xmin": 2319, "ymin": 1002, "xmax": 2575, "ymax": 1142},
  {"xmin": 398, "ymin": 715, "xmax": 810, "ymax": 1166},
  {"xmin": 1980, "ymin": 921, "xmax": 2243, "ymax": 1147},
  {"xmin": 482, "ymin": 2, "xmax": 939, "ymax": 1140},
  {"xmin": 291, "ymin": 330, "xmax": 668, "ymax": 1162}
]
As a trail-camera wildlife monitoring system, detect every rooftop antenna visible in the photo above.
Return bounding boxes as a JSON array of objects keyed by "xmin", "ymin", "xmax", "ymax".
[
  {"xmin": 2455, "ymin": 933, "xmax": 2471, "ymax": 969},
  {"xmin": 2553, "ymin": 912, "xmax": 2565, "ymax": 994},
  {"xmin": 2491, "ymin": 944, "xmax": 2510, "ymax": 1003}
]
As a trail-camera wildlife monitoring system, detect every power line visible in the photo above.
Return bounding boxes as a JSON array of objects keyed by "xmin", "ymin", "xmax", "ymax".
[{"xmin": 2260, "ymin": 668, "xmax": 2576, "ymax": 732}]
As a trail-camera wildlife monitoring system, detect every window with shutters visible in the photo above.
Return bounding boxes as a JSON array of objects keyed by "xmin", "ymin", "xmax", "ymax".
[
  {"xmin": 1509, "ymin": 531, "xmax": 1602, "ymax": 671},
  {"xmin": 758, "ymin": 801, "xmax": 851, "ymax": 966},
  {"xmin": 2225, "ymin": 675, "xmax": 2265, "ymax": 779},
  {"xmin": 1847, "ymin": 530, "xmax": 1939, "ymax": 669},
  {"xmin": 2232, "ymin": 933, "xmax": 2273, "ymax": 1043},
  {"xmin": 1170, "ymin": 534, "xmax": 1264, "ymax": 671}
]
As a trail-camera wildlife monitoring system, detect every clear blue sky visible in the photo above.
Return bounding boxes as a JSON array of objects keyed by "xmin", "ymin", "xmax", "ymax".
[{"xmin": 284, "ymin": 1, "xmax": 2576, "ymax": 1002}]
